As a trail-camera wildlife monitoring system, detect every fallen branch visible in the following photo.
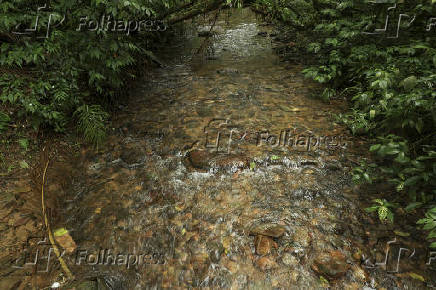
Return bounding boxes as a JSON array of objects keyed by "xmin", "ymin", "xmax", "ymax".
[
  {"xmin": 166, "ymin": 0, "xmax": 224, "ymax": 25},
  {"xmin": 40, "ymin": 151, "xmax": 74, "ymax": 280}
]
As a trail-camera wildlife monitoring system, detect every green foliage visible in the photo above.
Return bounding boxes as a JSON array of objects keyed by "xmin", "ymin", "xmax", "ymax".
[
  {"xmin": 74, "ymin": 105, "xmax": 109, "ymax": 147},
  {"xmin": 417, "ymin": 207, "xmax": 436, "ymax": 247},
  {"xmin": 18, "ymin": 138, "xmax": 29, "ymax": 151},
  {"xmin": 257, "ymin": 0, "xmax": 436, "ymax": 247},
  {"xmin": 0, "ymin": 0, "xmax": 192, "ymax": 144},
  {"xmin": 0, "ymin": 111, "xmax": 10, "ymax": 133},
  {"xmin": 365, "ymin": 199, "xmax": 397, "ymax": 223}
]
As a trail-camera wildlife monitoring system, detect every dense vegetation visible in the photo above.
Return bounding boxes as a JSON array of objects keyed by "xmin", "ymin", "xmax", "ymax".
[
  {"xmin": 254, "ymin": 0, "xmax": 436, "ymax": 247},
  {"xmin": 0, "ymin": 0, "xmax": 223, "ymax": 146}
]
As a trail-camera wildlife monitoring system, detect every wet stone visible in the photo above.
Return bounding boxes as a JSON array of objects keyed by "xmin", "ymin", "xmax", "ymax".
[
  {"xmin": 120, "ymin": 143, "xmax": 144, "ymax": 164},
  {"xmin": 282, "ymin": 253, "xmax": 299, "ymax": 267},
  {"xmin": 187, "ymin": 150, "xmax": 214, "ymax": 169},
  {"xmin": 209, "ymin": 243, "xmax": 224, "ymax": 263},
  {"xmin": 254, "ymin": 235, "xmax": 274, "ymax": 256},
  {"xmin": 250, "ymin": 223, "xmax": 287, "ymax": 238},
  {"xmin": 212, "ymin": 154, "xmax": 250, "ymax": 171},
  {"xmin": 293, "ymin": 226, "xmax": 311, "ymax": 247},
  {"xmin": 311, "ymin": 250, "xmax": 350, "ymax": 280},
  {"xmin": 255, "ymin": 256, "xmax": 278, "ymax": 271}
]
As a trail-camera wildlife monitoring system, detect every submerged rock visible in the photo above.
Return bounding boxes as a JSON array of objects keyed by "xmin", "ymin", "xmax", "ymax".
[
  {"xmin": 311, "ymin": 250, "xmax": 350, "ymax": 280},
  {"xmin": 187, "ymin": 150, "xmax": 214, "ymax": 169},
  {"xmin": 209, "ymin": 242, "xmax": 224, "ymax": 263},
  {"xmin": 249, "ymin": 224, "xmax": 287, "ymax": 238},
  {"xmin": 254, "ymin": 235, "xmax": 275, "ymax": 256},
  {"xmin": 120, "ymin": 143, "xmax": 144, "ymax": 164},
  {"xmin": 255, "ymin": 256, "xmax": 278, "ymax": 271},
  {"xmin": 212, "ymin": 154, "xmax": 249, "ymax": 171},
  {"xmin": 282, "ymin": 253, "xmax": 299, "ymax": 267}
]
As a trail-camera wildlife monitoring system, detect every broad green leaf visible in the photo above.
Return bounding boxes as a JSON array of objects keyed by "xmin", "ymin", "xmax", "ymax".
[
  {"xmin": 401, "ymin": 75, "xmax": 417, "ymax": 91},
  {"xmin": 54, "ymin": 227, "xmax": 69, "ymax": 237},
  {"xmin": 369, "ymin": 144, "xmax": 381, "ymax": 152}
]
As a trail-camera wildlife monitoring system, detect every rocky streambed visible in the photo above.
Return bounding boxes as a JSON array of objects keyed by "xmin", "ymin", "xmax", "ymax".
[{"xmin": 2, "ymin": 7, "xmax": 435, "ymax": 290}]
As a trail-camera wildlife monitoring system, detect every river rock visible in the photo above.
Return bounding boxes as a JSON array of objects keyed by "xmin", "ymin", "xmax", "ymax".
[
  {"xmin": 351, "ymin": 265, "xmax": 368, "ymax": 282},
  {"xmin": 311, "ymin": 250, "xmax": 350, "ymax": 280},
  {"xmin": 282, "ymin": 253, "xmax": 299, "ymax": 267},
  {"xmin": 120, "ymin": 143, "xmax": 144, "ymax": 164},
  {"xmin": 212, "ymin": 154, "xmax": 249, "ymax": 170},
  {"xmin": 293, "ymin": 226, "xmax": 311, "ymax": 247},
  {"xmin": 250, "ymin": 223, "xmax": 287, "ymax": 238},
  {"xmin": 187, "ymin": 150, "xmax": 213, "ymax": 169},
  {"xmin": 255, "ymin": 256, "xmax": 278, "ymax": 271},
  {"xmin": 209, "ymin": 242, "xmax": 224, "ymax": 263},
  {"xmin": 254, "ymin": 235, "xmax": 275, "ymax": 255}
]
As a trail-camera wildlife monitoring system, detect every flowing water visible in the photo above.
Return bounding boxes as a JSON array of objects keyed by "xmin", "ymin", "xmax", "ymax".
[{"xmin": 56, "ymin": 8, "xmax": 435, "ymax": 289}]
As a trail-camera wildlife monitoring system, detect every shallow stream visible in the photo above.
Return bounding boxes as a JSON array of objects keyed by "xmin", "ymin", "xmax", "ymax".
[{"xmin": 58, "ymin": 8, "xmax": 435, "ymax": 289}]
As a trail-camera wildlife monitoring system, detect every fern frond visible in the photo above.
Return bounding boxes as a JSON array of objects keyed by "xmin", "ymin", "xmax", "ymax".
[{"xmin": 74, "ymin": 105, "xmax": 109, "ymax": 147}]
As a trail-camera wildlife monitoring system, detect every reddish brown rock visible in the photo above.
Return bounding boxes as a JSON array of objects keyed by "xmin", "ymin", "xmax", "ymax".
[
  {"xmin": 187, "ymin": 150, "xmax": 213, "ymax": 169},
  {"xmin": 250, "ymin": 224, "xmax": 287, "ymax": 238},
  {"xmin": 255, "ymin": 256, "xmax": 278, "ymax": 271},
  {"xmin": 254, "ymin": 235, "xmax": 275, "ymax": 256},
  {"xmin": 311, "ymin": 250, "xmax": 350, "ymax": 280},
  {"xmin": 212, "ymin": 154, "xmax": 249, "ymax": 169}
]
